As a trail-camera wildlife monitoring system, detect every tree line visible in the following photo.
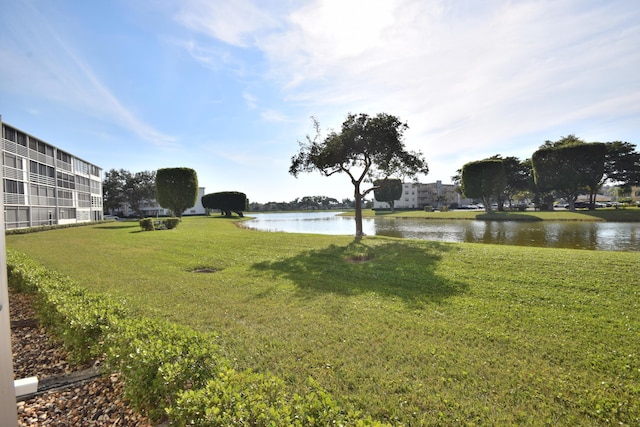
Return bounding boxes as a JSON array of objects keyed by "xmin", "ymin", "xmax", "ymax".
[
  {"xmin": 457, "ymin": 135, "xmax": 639, "ymax": 212},
  {"xmin": 103, "ymin": 168, "xmax": 199, "ymax": 218},
  {"xmin": 103, "ymin": 168, "xmax": 358, "ymax": 217}
]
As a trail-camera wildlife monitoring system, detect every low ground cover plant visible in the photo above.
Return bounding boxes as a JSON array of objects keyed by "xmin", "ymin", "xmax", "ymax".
[{"xmin": 6, "ymin": 216, "xmax": 640, "ymax": 425}]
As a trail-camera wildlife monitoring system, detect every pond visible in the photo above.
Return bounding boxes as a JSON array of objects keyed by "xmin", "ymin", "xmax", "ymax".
[{"xmin": 242, "ymin": 212, "xmax": 640, "ymax": 251}]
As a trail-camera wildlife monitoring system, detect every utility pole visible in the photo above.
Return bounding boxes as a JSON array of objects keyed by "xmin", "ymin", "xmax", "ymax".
[{"xmin": 0, "ymin": 116, "xmax": 19, "ymax": 425}]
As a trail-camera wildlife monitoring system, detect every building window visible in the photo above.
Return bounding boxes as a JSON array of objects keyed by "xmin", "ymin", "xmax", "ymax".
[
  {"xmin": 3, "ymin": 153, "xmax": 20, "ymax": 169},
  {"xmin": 3, "ymin": 125, "xmax": 17, "ymax": 142},
  {"xmin": 57, "ymin": 171, "xmax": 75, "ymax": 189},
  {"xmin": 30, "ymin": 160, "xmax": 55, "ymax": 178},
  {"xmin": 56, "ymin": 150, "xmax": 72, "ymax": 164},
  {"xmin": 75, "ymin": 159, "xmax": 89, "ymax": 175},
  {"xmin": 4, "ymin": 179, "xmax": 25, "ymax": 194}
]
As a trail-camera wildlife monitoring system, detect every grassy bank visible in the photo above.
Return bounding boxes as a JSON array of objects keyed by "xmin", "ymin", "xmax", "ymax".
[
  {"xmin": 6, "ymin": 217, "xmax": 639, "ymax": 425},
  {"xmin": 356, "ymin": 207, "xmax": 640, "ymax": 222}
]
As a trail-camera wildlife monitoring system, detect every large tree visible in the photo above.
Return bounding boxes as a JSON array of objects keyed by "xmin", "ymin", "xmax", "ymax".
[
  {"xmin": 102, "ymin": 169, "xmax": 127, "ymax": 214},
  {"xmin": 603, "ymin": 141, "xmax": 640, "ymax": 190},
  {"xmin": 102, "ymin": 169, "xmax": 156, "ymax": 217},
  {"xmin": 201, "ymin": 191, "xmax": 247, "ymax": 217},
  {"xmin": 124, "ymin": 170, "xmax": 156, "ymax": 217},
  {"xmin": 155, "ymin": 168, "xmax": 198, "ymax": 218},
  {"xmin": 487, "ymin": 155, "xmax": 531, "ymax": 210},
  {"xmin": 290, "ymin": 113, "xmax": 428, "ymax": 236},
  {"xmin": 460, "ymin": 159, "xmax": 507, "ymax": 212},
  {"xmin": 373, "ymin": 178, "xmax": 403, "ymax": 212},
  {"xmin": 532, "ymin": 136, "xmax": 605, "ymax": 210}
]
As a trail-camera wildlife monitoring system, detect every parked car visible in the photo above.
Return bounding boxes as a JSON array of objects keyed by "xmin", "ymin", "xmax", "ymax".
[
  {"xmin": 104, "ymin": 215, "xmax": 120, "ymax": 220},
  {"xmin": 566, "ymin": 202, "xmax": 590, "ymax": 209}
]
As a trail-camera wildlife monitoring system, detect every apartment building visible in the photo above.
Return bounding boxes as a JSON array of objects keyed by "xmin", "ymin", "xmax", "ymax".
[
  {"xmin": 1, "ymin": 119, "xmax": 103, "ymax": 229},
  {"xmin": 373, "ymin": 180, "xmax": 467, "ymax": 210}
]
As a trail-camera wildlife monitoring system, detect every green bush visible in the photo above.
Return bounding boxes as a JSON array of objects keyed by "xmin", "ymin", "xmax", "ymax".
[
  {"xmin": 4, "ymin": 220, "xmax": 105, "ymax": 235},
  {"xmin": 165, "ymin": 217, "xmax": 181, "ymax": 229},
  {"xmin": 170, "ymin": 375, "xmax": 387, "ymax": 427},
  {"xmin": 7, "ymin": 251, "xmax": 128, "ymax": 362},
  {"xmin": 139, "ymin": 218, "xmax": 155, "ymax": 231},
  {"xmin": 138, "ymin": 217, "xmax": 180, "ymax": 231},
  {"xmin": 103, "ymin": 317, "xmax": 226, "ymax": 422}
]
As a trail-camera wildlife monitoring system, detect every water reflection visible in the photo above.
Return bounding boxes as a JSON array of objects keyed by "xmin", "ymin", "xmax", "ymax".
[{"xmin": 243, "ymin": 212, "xmax": 640, "ymax": 251}]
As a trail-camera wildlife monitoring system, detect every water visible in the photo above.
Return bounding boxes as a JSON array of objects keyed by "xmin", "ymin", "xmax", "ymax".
[{"xmin": 243, "ymin": 212, "xmax": 640, "ymax": 251}]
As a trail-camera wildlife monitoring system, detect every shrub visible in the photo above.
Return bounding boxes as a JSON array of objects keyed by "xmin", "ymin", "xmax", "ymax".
[
  {"xmin": 169, "ymin": 375, "xmax": 387, "ymax": 427},
  {"xmin": 103, "ymin": 317, "xmax": 226, "ymax": 422},
  {"xmin": 139, "ymin": 218, "xmax": 155, "ymax": 231},
  {"xmin": 6, "ymin": 250, "xmax": 128, "ymax": 362},
  {"xmin": 165, "ymin": 217, "xmax": 181, "ymax": 229}
]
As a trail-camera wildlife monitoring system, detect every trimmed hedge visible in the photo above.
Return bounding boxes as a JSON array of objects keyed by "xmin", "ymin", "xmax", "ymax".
[
  {"xmin": 5, "ymin": 220, "xmax": 110, "ymax": 235},
  {"xmin": 6, "ymin": 251, "xmax": 387, "ymax": 426},
  {"xmin": 139, "ymin": 217, "xmax": 181, "ymax": 231},
  {"xmin": 139, "ymin": 218, "xmax": 155, "ymax": 231}
]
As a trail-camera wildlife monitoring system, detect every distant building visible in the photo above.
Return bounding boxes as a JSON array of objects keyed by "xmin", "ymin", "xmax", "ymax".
[
  {"xmin": 632, "ymin": 186, "xmax": 640, "ymax": 205},
  {"xmin": 373, "ymin": 180, "xmax": 468, "ymax": 210},
  {"xmin": 1, "ymin": 119, "xmax": 103, "ymax": 229}
]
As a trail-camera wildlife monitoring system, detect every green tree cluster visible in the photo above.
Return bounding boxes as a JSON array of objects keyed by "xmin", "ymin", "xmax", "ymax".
[
  {"xmin": 459, "ymin": 135, "xmax": 639, "ymax": 211},
  {"xmin": 102, "ymin": 169, "xmax": 156, "ymax": 217}
]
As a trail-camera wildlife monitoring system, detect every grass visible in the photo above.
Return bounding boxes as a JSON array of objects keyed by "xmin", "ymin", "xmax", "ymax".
[
  {"xmin": 356, "ymin": 207, "xmax": 640, "ymax": 222},
  {"xmin": 6, "ymin": 217, "xmax": 640, "ymax": 425}
]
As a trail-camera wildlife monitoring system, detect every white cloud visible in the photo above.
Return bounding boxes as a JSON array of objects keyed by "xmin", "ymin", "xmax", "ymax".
[
  {"xmin": 0, "ymin": 1, "xmax": 178, "ymax": 150},
  {"xmin": 176, "ymin": 0, "xmax": 280, "ymax": 47},
  {"xmin": 260, "ymin": 109, "xmax": 292, "ymax": 123},
  {"xmin": 243, "ymin": 91, "xmax": 258, "ymax": 109}
]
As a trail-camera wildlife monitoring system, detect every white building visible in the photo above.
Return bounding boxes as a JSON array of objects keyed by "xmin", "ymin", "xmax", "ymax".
[
  {"xmin": 373, "ymin": 181, "xmax": 466, "ymax": 210},
  {"xmin": 2, "ymin": 119, "xmax": 103, "ymax": 229},
  {"xmin": 371, "ymin": 182, "xmax": 420, "ymax": 209},
  {"xmin": 117, "ymin": 187, "xmax": 207, "ymax": 217}
]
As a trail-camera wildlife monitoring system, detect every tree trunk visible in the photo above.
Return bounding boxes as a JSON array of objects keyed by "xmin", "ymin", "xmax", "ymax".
[
  {"xmin": 483, "ymin": 195, "xmax": 493, "ymax": 213},
  {"xmin": 354, "ymin": 184, "xmax": 364, "ymax": 237}
]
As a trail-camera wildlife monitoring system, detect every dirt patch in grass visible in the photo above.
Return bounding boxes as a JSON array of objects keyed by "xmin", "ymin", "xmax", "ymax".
[
  {"xmin": 190, "ymin": 267, "xmax": 221, "ymax": 273},
  {"xmin": 345, "ymin": 254, "xmax": 373, "ymax": 263}
]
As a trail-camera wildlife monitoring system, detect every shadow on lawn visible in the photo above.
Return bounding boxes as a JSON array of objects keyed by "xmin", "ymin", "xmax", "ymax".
[{"xmin": 252, "ymin": 238, "xmax": 466, "ymax": 308}]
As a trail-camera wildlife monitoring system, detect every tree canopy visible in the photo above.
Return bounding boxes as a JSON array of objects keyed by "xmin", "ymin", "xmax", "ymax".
[
  {"xmin": 201, "ymin": 191, "xmax": 248, "ymax": 217},
  {"xmin": 102, "ymin": 169, "xmax": 156, "ymax": 217},
  {"xmin": 604, "ymin": 141, "xmax": 640, "ymax": 189},
  {"xmin": 290, "ymin": 113, "xmax": 428, "ymax": 236},
  {"xmin": 532, "ymin": 137, "xmax": 605, "ymax": 210},
  {"xmin": 373, "ymin": 179, "xmax": 403, "ymax": 212},
  {"xmin": 460, "ymin": 159, "xmax": 507, "ymax": 212},
  {"xmin": 155, "ymin": 168, "xmax": 198, "ymax": 218}
]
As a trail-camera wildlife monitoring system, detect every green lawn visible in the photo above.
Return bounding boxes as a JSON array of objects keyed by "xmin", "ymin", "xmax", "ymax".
[{"xmin": 6, "ymin": 217, "xmax": 640, "ymax": 425}]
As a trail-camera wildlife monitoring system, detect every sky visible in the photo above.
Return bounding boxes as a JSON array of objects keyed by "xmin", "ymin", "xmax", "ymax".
[{"xmin": 0, "ymin": 0, "xmax": 638, "ymax": 203}]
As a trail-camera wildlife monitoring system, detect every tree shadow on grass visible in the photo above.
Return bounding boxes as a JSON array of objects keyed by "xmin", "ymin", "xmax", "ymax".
[{"xmin": 251, "ymin": 238, "xmax": 467, "ymax": 308}]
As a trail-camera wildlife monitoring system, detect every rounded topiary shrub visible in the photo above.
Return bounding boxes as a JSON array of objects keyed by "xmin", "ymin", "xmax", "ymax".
[
  {"xmin": 139, "ymin": 218, "xmax": 154, "ymax": 231},
  {"xmin": 165, "ymin": 218, "xmax": 180, "ymax": 229}
]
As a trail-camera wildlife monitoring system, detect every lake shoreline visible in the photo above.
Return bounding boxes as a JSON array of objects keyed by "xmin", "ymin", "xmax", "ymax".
[{"xmin": 335, "ymin": 208, "xmax": 640, "ymax": 222}]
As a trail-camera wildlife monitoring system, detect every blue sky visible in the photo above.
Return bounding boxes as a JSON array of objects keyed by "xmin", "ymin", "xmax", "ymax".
[{"xmin": 1, "ymin": 0, "xmax": 638, "ymax": 203}]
